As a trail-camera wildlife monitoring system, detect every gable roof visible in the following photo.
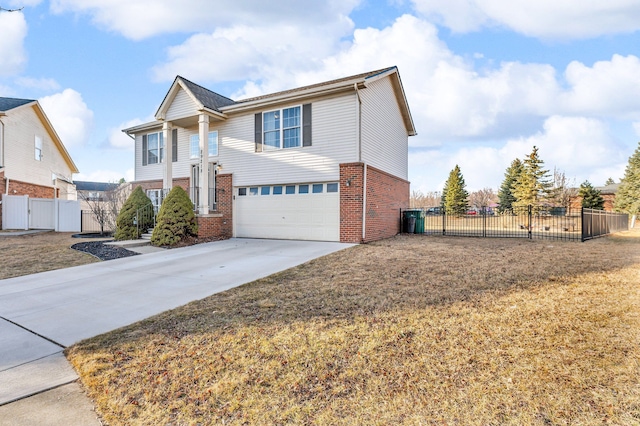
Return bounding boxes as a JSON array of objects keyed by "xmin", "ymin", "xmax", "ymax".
[
  {"xmin": 0, "ymin": 97, "xmax": 35, "ymax": 113},
  {"xmin": 0, "ymin": 97, "xmax": 79, "ymax": 174},
  {"xmin": 133, "ymin": 67, "xmax": 416, "ymax": 136}
]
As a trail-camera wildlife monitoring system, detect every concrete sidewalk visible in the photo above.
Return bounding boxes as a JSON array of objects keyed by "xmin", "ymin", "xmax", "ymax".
[{"xmin": 0, "ymin": 238, "xmax": 354, "ymax": 424}]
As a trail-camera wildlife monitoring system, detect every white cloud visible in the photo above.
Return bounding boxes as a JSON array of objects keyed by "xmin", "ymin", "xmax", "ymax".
[
  {"xmin": 50, "ymin": 0, "xmax": 359, "ymax": 40},
  {"xmin": 561, "ymin": 55, "xmax": 640, "ymax": 119},
  {"xmin": 411, "ymin": 0, "xmax": 640, "ymax": 39},
  {"xmin": 39, "ymin": 89, "xmax": 94, "ymax": 148},
  {"xmin": 15, "ymin": 77, "xmax": 61, "ymax": 92},
  {"xmin": 0, "ymin": 12, "xmax": 27, "ymax": 77},
  {"xmin": 108, "ymin": 118, "xmax": 147, "ymax": 150}
]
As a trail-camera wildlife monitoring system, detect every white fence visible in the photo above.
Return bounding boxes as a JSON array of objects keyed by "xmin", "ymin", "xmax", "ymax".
[{"xmin": 1, "ymin": 194, "xmax": 80, "ymax": 232}]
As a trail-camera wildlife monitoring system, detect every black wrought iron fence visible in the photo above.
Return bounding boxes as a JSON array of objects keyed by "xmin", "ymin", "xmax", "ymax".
[{"xmin": 402, "ymin": 206, "xmax": 628, "ymax": 242}]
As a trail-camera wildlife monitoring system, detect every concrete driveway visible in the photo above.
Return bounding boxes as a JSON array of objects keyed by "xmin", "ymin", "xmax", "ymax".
[{"xmin": 0, "ymin": 238, "xmax": 353, "ymax": 422}]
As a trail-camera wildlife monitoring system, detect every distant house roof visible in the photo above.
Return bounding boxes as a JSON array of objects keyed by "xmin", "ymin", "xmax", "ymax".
[
  {"xmin": 596, "ymin": 183, "xmax": 620, "ymax": 194},
  {"xmin": 74, "ymin": 181, "xmax": 119, "ymax": 192},
  {"xmin": 0, "ymin": 97, "xmax": 35, "ymax": 112}
]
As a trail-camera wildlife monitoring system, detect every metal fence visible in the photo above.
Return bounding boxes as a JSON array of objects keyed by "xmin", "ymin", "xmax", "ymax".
[{"xmin": 402, "ymin": 206, "xmax": 629, "ymax": 242}]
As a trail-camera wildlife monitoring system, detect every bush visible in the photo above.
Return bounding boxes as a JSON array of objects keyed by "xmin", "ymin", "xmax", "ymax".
[
  {"xmin": 151, "ymin": 186, "xmax": 198, "ymax": 246},
  {"xmin": 114, "ymin": 186, "xmax": 154, "ymax": 241}
]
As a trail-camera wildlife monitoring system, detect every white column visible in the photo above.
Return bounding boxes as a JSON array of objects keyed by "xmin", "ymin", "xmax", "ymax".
[
  {"xmin": 162, "ymin": 121, "xmax": 173, "ymax": 193},
  {"xmin": 198, "ymin": 114, "xmax": 209, "ymax": 214}
]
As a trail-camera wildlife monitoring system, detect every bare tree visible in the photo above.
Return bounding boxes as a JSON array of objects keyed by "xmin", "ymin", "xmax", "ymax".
[
  {"xmin": 469, "ymin": 188, "xmax": 497, "ymax": 209},
  {"xmin": 410, "ymin": 190, "xmax": 441, "ymax": 208},
  {"xmin": 79, "ymin": 183, "xmax": 130, "ymax": 235},
  {"xmin": 548, "ymin": 168, "xmax": 577, "ymax": 209}
]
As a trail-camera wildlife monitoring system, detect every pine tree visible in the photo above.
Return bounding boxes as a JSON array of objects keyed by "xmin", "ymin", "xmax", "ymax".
[
  {"xmin": 615, "ymin": 142, "xmax": 640, "ymax": 215},
  {"xmin": 114, "ymin": 186, "xmax": 154, "ymax": 241},
  {"xmin": 579, "ymin": 181, "xmax": 604, "ymax": 210},
  {"xmin": 151, "ymin": 186, "xmax": 198, "ymax": 246},
  {"xmin": 512, "ymin": 146, "xmax": 551, "ymax": 211},
  {"xmin": 605, "ymin": 177, "xmax": 615, "ymax": 186},
  {"xmin": 497, "ymin": 158, "xmax": 523, "ymax": 214},
  {"xmin": 442, "ymin": 165, "xmax": 469, "ymax": 216}
]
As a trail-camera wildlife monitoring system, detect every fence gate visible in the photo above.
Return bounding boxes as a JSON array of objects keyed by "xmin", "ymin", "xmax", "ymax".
[
  {"xmin": 29, "ymin": 198, "xmax": 55, "ymax": 229},
  {"xmin": 1, "ymin": 195, "xmax": 29, "ymax": 230}
]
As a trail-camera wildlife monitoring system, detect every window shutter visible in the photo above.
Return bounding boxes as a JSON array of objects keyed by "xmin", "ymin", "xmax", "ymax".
[
  {"xmin": 172, "ymin": 129, "xmax": 178, "ymax": 162},
  {"xmin": 142, "ymin": 134, "xmax": 148, "ymax": 166},
  {"xmin": 303, "ymin": 103, "xmax": 312, "ymax": 147},
  {"xmin": 254, "ymin": 113, "xmax": 262, "ymax": 152}
]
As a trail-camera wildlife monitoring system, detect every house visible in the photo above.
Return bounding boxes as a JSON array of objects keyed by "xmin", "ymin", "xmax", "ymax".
[
  {"xmin": 76, "ymin": 181, "xmax": 131, "ymax": 234},
  {"xmin": 0, "ymin": 97, "xmax": 79, "ymax": 228},
  {"xmin": 570, "ymin": 183, "xmax": 619, "ymax": 212},
  {"xmin": 124, "ymin": 66, "xmax": 416, "ymax": 243}
]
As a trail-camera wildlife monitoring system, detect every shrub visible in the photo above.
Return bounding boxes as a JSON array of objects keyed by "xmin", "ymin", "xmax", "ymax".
[
  {"xmin": 114, "ymin": 186, "xmax": 154, "ymax": 241},
  {"xmin": 151, "ymin": 186, "xmax": 198, "ymax": 246}
]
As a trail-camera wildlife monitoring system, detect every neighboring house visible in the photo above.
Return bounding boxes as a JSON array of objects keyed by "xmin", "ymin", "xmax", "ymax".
[
  {"xmin": 76, "ymin": 180, "xmax": 131, "ymax": 233},
  {"xmin": 124, "ymin": 66, "xmax": 416, "ymax": 243},
  {"xmin": 570, "ymin": 183, "xmax": 619, "ymax": 212},
  {"xmin": 0, "ymin": 97, "xmax": 79, "ymax": 228}
]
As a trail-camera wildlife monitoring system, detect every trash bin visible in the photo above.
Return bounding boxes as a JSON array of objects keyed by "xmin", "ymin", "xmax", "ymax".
[{"xmin": 403, "ymin": 209, "xmax": 423, "ymax": 234}]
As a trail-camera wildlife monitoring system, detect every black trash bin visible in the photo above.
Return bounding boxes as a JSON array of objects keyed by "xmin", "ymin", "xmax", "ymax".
[{"xmin": 403, "ymin": 210, "xmax": 421, "ymax": 233}]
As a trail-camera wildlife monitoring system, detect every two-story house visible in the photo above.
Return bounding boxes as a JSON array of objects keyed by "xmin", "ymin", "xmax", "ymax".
[
  {"xmin": 0, "ymin": 97, "xmax": 78, "ymax": 228},
  {"xmin": 124, "ymin": 66, "xmax": 416, "ymax": 243}
]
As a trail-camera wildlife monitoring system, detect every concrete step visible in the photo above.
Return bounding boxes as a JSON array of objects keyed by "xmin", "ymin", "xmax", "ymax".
[
  {"xmin": 104, "ymin": 239, "xmax": 151, "ymax": 248},
  {"xmin": 141, "ymin": 233, "xmax": 152, "ymax": 240}
]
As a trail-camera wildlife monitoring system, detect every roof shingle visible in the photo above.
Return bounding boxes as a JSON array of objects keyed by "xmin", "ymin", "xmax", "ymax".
[{"xmin": 0, "ymin": 97, "xmax": 34, "ymax": 112}]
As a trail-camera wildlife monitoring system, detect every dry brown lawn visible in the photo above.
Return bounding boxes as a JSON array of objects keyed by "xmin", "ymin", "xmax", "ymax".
[
  {"xmin": 0, "ymin": 231, "xmax": 101, "ymax": 279},
  {"xmin": 67, "ymin": 231, "xmax": 640, "ymax": 425}
]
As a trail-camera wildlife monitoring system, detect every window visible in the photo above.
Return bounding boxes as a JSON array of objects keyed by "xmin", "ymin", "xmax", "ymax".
[
  {"xmin": 249, "ymin": 187, "xmax": 258, "ymax": 196},
  {"xmin": 208, "ymin": 131, "xmax": 218, "ymax": 156},
  {"xmin": 327, "ymin": 183, "xmax": 339, "ymax": 193},
  {"xmin": 35, "ymin": 136, "xmax": 42, "ymax": 161},
  {"xmin": 285, "ymin": 185, "xmax": 295, "ymax": 194},
  {"xmin": 190, "ymin": 135, "xmax": 199, "ymax": 159},
  {"xmin": 146, "ymin": 131, "xmax": 164, "ymax": 165},
  {"xmin": 238, "ymin": 188, "xmax": 247, "ymax": 196},
  {"xmin": 312, "ymin": 184, "xmax": 323, "ymax": 193},
  {"xmin": 260, "ymin": 186, "xmax": 270, "ymax": 195},
  {"xmin": 298, "ymin": 184, "xmax": 309, "ymax": 194},
  {"xmin": 273, "ymin": 186, "xmax": 283, "ymax": 195},
  {"xmin": 263, "ymin": 106, "xmax": 301, "ymax": 150}
]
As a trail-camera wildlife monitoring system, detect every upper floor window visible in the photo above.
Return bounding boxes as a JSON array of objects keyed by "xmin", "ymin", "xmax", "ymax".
[
  {"xmin": 263, "ymin": 106, "xmax": 301, "ymax": 150},
  {"xmin": 190, "ymin": 131, "xmax": 218, "ymax": 159},
  {"xmin": 145, "ymin": 131, "xmax": 164, "ymax": 165},
  {"xmin": 35, "ymin": 136, "xmax": 42, "ymax": 161}
]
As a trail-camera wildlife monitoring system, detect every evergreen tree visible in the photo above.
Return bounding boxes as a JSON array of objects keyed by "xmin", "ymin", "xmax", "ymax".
[
  {"xmin": 151, "ymin": 186, "xmax": 198, "ymax": 246},
  {"xmin": 497, "ymin": 158, "xmax": 523, "ymax": 214},
  {"xmin": 615, "ymin": 142, "xmax": 640, "ymax": 215},
  {"xmin": 512, "ymin": 146, "xmax": 551, "ymax": 210},
  {"xmin": 114, "ymin": 186, "xmax": 154, "ymax": 241},
  {"xmin": 579, "ymin": 180, "xmax": 604, "ymax": 209},
  {"xmin": 441, "ymin": 165, "xmax": 469, "ymax": 216},
  {"xmin": 605, "ymin": 177, "xmax": 615, "ymax": 186}
]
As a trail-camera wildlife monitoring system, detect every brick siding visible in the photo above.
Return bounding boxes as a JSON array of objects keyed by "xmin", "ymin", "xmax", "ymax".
[
  {"xmin": 196, "ymin": 173, "xmax": 233, "ymax": 239},
  {"xmin": 339, "ymin": 163, "xmax": 409, "ymax": 244}
]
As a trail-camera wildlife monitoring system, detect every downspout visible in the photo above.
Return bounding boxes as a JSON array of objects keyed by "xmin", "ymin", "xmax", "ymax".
[{"xmin": 354, "ymin": 83, "xmax": 366, "ymax": 242}]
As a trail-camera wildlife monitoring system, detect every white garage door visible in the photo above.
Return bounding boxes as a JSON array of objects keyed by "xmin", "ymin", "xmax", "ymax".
[{"xmin": 235, "ymin": 183, "xmax": 340, "ymax": 241}]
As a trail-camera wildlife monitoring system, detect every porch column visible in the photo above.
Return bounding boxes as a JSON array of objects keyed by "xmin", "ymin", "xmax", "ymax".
[
  {"xmin": 198, "ymin": 113, "xmax": 209, "ymax": 214},
  {"xmin": 162, "ymin": 121, "xmax": 173, "ymax": 192}
]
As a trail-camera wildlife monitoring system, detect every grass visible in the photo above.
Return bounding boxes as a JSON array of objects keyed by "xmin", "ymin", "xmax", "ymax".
[
  {"xmin": 66, "ymin": 231, "xmax": 640, "ymax": 425},
  {"xmin": 0, "ymin": 231, "xmax": 101, "ymax": 279}
]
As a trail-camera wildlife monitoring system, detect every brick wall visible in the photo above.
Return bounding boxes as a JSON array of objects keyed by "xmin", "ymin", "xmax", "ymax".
[
  {"xmin": 196, "ymin": 173, "xmax": 233, "ymax": 239},
  {"xmin": 363, "ymin": 165, "xmax": 409, "ymax": 242},
  {"xmin": 340, "ymin": 163, "xmax": 364, "ymax": 243},
  {"xmin": 131, "ymin": 178, "xmax": 189, "ymax": 192},
  {"xmin": 339, "ymin": 163, "xmax": 409, "ymax": 244}
]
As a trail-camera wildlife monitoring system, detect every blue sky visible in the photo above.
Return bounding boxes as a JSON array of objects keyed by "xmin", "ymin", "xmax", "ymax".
[{"xmin": 1, "ymin": 0, "xmax": 640, "ymax": 193}]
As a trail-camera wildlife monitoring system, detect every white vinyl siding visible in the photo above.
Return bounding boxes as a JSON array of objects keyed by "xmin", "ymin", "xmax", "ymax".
[
  {"xmin": 2, "ymin": 105, "xmax": 75, "ymax": 196},
  {"xmin": 221, "ymin": 94, "xmax": 357, "ymax": 187},
  {"xmin": 165, "ymin": 88, "xmax": 199, "ymax": 121},
  {"xmin": 360, "ymin": 77, "xmax": 409, "ymax": 180}
]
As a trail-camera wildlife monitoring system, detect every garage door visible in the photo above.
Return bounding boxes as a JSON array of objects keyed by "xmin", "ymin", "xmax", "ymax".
[{"xmin": 235, "ymin": 182, "xmax": 340, "ymax": 241}]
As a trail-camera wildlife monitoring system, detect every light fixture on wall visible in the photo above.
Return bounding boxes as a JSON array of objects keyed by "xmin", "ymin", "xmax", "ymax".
[
  {"xmin": 345, "ymin": 179, "xmax": 351, "ymax": 187},
  {"xmin": 216, "ymin": 164, "xmax": 223, "ymax": 171}
]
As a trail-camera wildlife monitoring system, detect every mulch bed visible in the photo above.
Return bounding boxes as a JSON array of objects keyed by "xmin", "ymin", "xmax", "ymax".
[{"xmin": 71, "ymin": 241, "xmax": 140, "ymax": 261}]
